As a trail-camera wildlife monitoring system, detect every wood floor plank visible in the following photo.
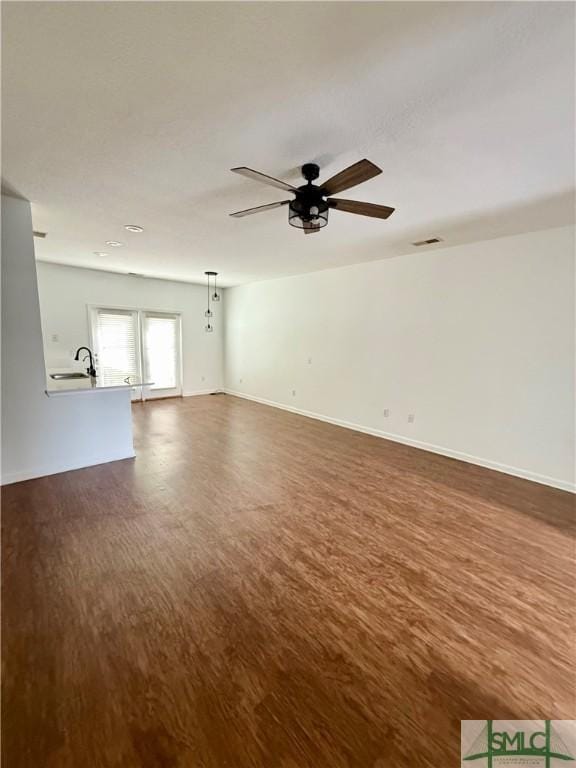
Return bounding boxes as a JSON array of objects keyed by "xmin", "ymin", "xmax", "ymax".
[{"xmin": 2, "ymin": 394, "xmax": 574, "ymax": 767}]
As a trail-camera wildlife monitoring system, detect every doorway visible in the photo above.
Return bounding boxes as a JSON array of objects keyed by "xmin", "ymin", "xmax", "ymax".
[{"xmin": 90, "ymin": 306, "xmax": 182, "ymax": 399}]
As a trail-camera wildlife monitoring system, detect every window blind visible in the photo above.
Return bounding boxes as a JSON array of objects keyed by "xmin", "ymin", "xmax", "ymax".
[{"xmin": 94, "ymin": 309, "xmax": 140, "ymax": 386}]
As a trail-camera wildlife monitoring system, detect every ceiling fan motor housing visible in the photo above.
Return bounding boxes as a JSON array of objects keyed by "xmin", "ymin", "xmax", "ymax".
[
  {"xmin": 289, "ymin": 164, "xmax": 328, "ymax": 228},
  {"xmin": 289, "ymin": 184, "xmax": 329, "ymax": 229}
]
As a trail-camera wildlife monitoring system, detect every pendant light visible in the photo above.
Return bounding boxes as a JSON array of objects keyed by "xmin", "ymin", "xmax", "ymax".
[
  {"xmin": 204, "ymin": 271, "xmax": 218, "ymax": 332},
  {"xmin": 212, "ymin": 272, "xmax": 220, "ymax": 302}
]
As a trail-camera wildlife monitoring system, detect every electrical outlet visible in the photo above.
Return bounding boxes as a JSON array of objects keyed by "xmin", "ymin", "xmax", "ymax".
[
  {"xmin": 383, "ymin": 409, "xmax": 390, "ymax": 417},
  {"xmin": 307, "ymin": 357, "xmax": 312, "ymax": 365},
  {"xmin": 407, "ymin": 414, "xmax": 415, "ymax": 423},
  {"xmin": 292, "ymin": 389, "xmax": 296, "ymax": 397},
  {"xmin": 201, "ymin": 376, "xmax": 205, "ymax": 382},
  {"xmin": 51, "ymin": 333, "xmax": 59, "ymax": 343},
  {"xmin": 239, "ymin": 378, "xmax": 243, "ymax": 384}
]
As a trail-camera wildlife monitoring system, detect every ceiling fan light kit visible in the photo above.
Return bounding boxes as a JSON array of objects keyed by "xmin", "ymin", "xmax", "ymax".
[{"xmin": 229, "ymin": 159, "xmax": 395, "ymax": 234}]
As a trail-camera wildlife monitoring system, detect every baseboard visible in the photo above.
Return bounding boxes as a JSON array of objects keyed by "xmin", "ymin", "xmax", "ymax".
[
  {"xmin": 182, "ymin": 389, "xmax": 221, "ymax": 397},
  {"xmin": 224, "ymin": 389, "xmax": 575, "ymax": 493},
  {"xmin": 1, "ymin": 449, "xmax": 136, "ymax": 486}
]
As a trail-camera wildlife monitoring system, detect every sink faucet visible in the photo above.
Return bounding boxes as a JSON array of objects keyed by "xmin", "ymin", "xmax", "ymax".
[{"xmin": 74, "ymin": 346, "xmax": 97, "ymax": 377}]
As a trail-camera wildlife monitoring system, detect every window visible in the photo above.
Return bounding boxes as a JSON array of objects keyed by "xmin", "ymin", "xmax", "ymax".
[{"xmin": 143, "ymin": 313, "xmax": 179, "ymax": 392}]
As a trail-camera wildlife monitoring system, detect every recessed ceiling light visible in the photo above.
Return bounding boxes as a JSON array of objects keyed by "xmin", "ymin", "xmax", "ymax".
[
  {"xmin": 105, "ymin": 240, "xmax": 124, "ymax": 247},
  {"xmin": 124, "ymin": 225, "xmax": 144, "ymax": 233},
  {"xmin": 93, "ymin": 251, "xmax": 109, "ymax": 257}
]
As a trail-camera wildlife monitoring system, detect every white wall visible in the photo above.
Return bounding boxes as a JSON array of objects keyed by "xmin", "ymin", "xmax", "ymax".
[
  {"xmin": 1, "ymin": 195, "xmax": 135, "ymax": 485},
  {"xmin": 36, "ymin": 263, "xmax": 224, "ymax": 395},
  {"xmin": 225, "ymin": 226, "xmax": 575, "ymax": 491}
]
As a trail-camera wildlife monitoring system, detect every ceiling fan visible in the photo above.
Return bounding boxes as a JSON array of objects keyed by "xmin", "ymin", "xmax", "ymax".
[{"xmin": 229, "ymin": 159, "xmax": 395, "ymax": 234}]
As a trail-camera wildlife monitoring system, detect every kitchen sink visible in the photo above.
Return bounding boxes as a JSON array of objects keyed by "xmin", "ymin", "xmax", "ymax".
[{"xmin": 50, "ymin": 372, "xmax": 90, "ymax": 380}]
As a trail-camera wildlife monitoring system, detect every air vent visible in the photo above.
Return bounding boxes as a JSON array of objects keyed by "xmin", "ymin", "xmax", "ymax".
[
  {"xmin": 412, "ymin": 237, "xmax": 443, "ymax": 246},
  {"xmin": 33, "ymin": 231, "xmax": 47, "ymax": 238}
]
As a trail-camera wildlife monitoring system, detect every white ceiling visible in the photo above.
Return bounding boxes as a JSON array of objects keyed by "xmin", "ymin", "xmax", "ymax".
[{"xmin": 2, "ymin": 1, "xmax": 574, "ymax": 286}]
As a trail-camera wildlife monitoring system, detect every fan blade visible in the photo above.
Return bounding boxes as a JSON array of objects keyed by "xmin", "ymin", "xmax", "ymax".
[
  {"xmin": 328, "ymin": 198, "xmax": 395, "ymax": 219},
  {"xmin": 231, "ymin": 167, "xmax": 297, "ymax": 192},
  {"xmin": 321, "ymin": 159, "xmax": 382, "ymax": 195},
  {"xmin": 229, "ymin": 200, "xmax": 290, "ymax": 218}
]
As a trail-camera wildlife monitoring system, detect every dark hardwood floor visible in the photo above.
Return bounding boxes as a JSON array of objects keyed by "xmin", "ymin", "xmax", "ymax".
[{"xmin": 2, "ymin": 395, "xmax": 574, "ymax": 767}]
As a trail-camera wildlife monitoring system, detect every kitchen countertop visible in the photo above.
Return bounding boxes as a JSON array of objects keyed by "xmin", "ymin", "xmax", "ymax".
[{"xmin": 45, "ymin": 375, "xmax": 154, "ymax": 397}]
